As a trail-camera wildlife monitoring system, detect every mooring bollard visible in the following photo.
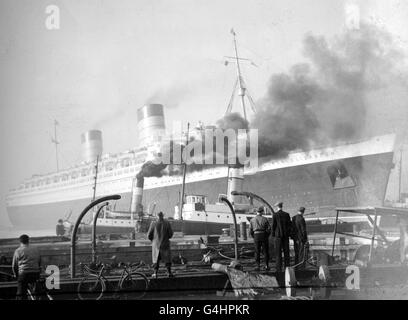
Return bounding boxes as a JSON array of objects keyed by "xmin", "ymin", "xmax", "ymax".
[
  {"xmin": 318, "ymin": 265, "xmax": 331, "ymax": 299},
  {"xmin": 240, "ymin": 222, "xmax": 247, "ymax": 241},
  {"xmin": 229, "ymin": 224, "xmax": 234, "ymax": 238},
  {"xmin": 285, "ymin": 267, "xmax": 297, "ymax": 297}
]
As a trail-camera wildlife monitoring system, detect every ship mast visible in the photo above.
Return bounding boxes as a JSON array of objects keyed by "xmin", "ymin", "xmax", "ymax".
[
  {"xmin": 92, "ymin": 155, "xmax": 100, "ymax": 202},
  {"xmin": 399, "ymin": 147, "xmax": 403, "ymax": 202},
  {"xmin": 224, "ymin": 29, "xmax": 257, "ymax": 120},
  {"xmin": 233, "ymin": 29, "xmax": 247, "ymax": 120},
  {"xmin": 179, "ymin": 122, "xmax": 190, "ymax": 224}
]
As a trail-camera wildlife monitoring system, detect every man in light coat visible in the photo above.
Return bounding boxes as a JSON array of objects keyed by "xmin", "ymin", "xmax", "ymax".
[{"xmin": 147, "ymin": 211, "xmax": 174, "ymax": 278}]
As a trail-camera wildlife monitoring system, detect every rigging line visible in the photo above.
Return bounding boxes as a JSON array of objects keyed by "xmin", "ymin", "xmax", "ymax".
[
  {"xmin": 240, "ymin": 78, "xmax": 257, "ymax": 114},
  {"xmin": 244, "ymin": 89, "xmax": 258, "ymax": 114},
  {"xmin": 225, "ymin": 78, "xmax": 239, "ymax": 115}
]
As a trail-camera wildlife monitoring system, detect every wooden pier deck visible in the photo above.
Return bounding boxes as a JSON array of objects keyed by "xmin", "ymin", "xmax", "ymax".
[{"xmin": 1, "ymin": 233, "xmax": 407, "ymax": 300}]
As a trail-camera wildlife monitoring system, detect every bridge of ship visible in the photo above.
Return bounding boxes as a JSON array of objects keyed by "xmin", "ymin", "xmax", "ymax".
[{"xmin": 182, "ymin": 194, "xmax": 268, "ymax": 223}]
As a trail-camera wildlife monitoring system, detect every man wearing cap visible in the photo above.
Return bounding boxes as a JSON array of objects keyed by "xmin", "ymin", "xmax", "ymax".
[
  {"xmin": 291, "ymin": 207, "xmax": 308, "ymax": 269},
  {"xmin": 249, "ymin": 206, "xmax": 271, "ymax": 271},
  {"xmin": 147, "ymin": 211, "xmax": 174, "ymax": 278},
  {"xmin": 271, "ymin": 202, "xmax": 292, "ymax": 272}
]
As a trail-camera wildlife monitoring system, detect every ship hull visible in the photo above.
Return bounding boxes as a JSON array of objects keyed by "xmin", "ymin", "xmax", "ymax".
[
  {"xmin": 77, "ymin": 219, "xmax": 231, "ymax": 236},
  {"xmin": 7, "ymin": 152, "xmax": 394, "ymax": 232}
]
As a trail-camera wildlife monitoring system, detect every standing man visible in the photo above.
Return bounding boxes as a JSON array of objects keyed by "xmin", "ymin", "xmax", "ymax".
[
  {"xmin": 12, "ymin": 234, "xmax": 41, "ymax": 300},
  {"xmin": 56, "ymin": 219, "xmax": 65, "ymax": 236},
  {"xmin": 249, "ymin": 207, "xmax": 271, "ymax": 271},
  {"xmin": 271, "ymin": 202, "xmax": 291, "ymax": 272},
  {"xmin": 147, "ymin": 211, "xmax": 174, "ymax": 278},
  {"xmin": 291, "ymin": 207, "xmax": 308, "ymax": 269}
]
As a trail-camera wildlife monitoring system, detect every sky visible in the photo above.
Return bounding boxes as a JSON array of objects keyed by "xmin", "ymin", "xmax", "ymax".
[{"xmin": 1, "ymin": 0, "xmax": 408, "ymax": 227}]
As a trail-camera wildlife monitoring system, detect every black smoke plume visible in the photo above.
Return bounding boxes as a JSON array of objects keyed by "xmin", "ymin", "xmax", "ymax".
[
  {"xmin": 136, "ymin": 140, "xmax": 182, "ymax": 178},
  {"xmin": 216, "ymin": 112, "xmax": 249, "ymax": 131},
  {"xmin": 137, "ymin": 161, "xmax": 167, "ymax": 178},
  {"xmin": 251, "ymin": 23, "xmax": 408, "ymax": 159}
]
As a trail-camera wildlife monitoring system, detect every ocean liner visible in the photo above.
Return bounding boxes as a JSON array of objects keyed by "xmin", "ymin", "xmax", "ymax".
[
  {"xmin": 5, "ymin": 31, "xmax": 398, "ymax": 231},
  {"xmin": 5, "ymin": 104, "xmax": 396, "ymax": 230}
]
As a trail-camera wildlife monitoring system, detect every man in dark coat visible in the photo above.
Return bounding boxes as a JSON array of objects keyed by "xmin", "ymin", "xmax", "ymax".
[
  {"xmin": 249, "ymin": 206, "xmax": 271, "ymax": 271},
  {"xmin": 291, "ymin": 207, "xmax": 308, "ymax": 269},
  {"xmin": 271, "ymin": 202, "xmax": 291, "ymax": 272},
  {"xmin": 56, "ymin": 219, "xmax": 65, "ymax": 236},
  {"xmin": 147, "ymin": 211, "xmax": 174, "ymax": 278}
]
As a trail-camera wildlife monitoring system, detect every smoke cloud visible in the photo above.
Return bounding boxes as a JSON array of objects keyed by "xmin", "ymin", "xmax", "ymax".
[
  {"xmin": 145, "ymin": 84, "xmax": 196, "ymax": 109},
  {"xmin": 253, "ymin": 65, "xmax": 321, "ymax": 158},
  {"xmin": 137, "ymin": 161, "xmax": 168, "ymax": 178},
  {"xmin": 251, "ymin": 22, "xmax": 408, "ymax": 159},
  {"xmin": 216, "ymin": 112, "xmax": 249, "ymax": 131}
]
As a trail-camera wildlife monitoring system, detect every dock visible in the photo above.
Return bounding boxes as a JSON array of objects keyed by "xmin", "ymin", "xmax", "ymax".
[
  {"xmin": 1, "ymin": 233, "xmax": 361, "ymax": 271},
  {"xmin": 1, "ymin": 232, "xmax": 408, "ymax": 300}
]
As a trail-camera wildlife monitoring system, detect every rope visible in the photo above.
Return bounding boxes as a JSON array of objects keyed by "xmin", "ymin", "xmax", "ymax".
[
  {"xmin": 204, "ymin": 244, "xmax": 255, "ymax": 261},
  {"xmin": 291, "ymin": 243, "xmax": 319, "ymax": 269},
  {"xmin": 291, "ymin": 257, "xmax": 318, "ymax": 269}
]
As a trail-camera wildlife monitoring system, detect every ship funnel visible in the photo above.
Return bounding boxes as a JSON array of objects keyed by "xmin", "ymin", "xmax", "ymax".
[
  {"xmin": 137, "ymin": 104, "xmax": 166, "ymax": 148},
  {"xmin": 81, "ymin": 130, "xmax": 103, "ymax": 163},
  {"xmin": 130, "ymin": 176, "xmax": 144, "ymax": 218},
  {"xmin": 227, "ymin": 167, "xmax": 244, "ymax": 204}
]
